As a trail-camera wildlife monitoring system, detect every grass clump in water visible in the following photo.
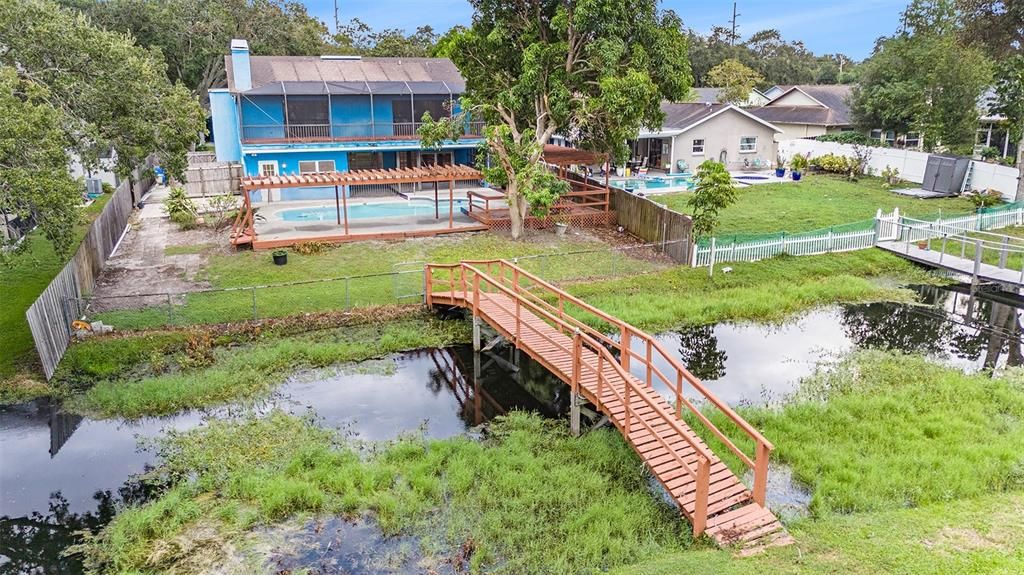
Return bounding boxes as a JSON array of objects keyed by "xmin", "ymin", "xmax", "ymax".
[
  {"xmin": 78, "ymin": 412, "xmax": 687, "ymax": 574},
  {"xmin": 569, "ymin": 250, "xmax": 934, "ymax": 330},
  {"xmin": 70, "ymin": 316, "xmax": 469, "ymax": 419},
  {"xmin": 700, "ymin": 350, "xmax": 1024, "ymax": 515}
]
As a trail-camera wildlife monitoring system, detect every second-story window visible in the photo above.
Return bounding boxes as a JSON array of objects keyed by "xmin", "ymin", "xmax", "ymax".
[{"xmin": 298, "ymin": 160, "xmax": 336, "ymax": 174}]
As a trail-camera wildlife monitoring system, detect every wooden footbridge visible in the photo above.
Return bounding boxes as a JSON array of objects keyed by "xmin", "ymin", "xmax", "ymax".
[
  {"xmin": 876, "ymin": 217, "xmax": 1024, "ymax": 288},
  {"xmin": 426, "ymin": 260, "xmax": 792, "ymax": 551}
]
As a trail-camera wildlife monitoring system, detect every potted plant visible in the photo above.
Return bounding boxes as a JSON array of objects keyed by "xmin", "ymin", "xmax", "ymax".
[
  {"xmin": 789, "ymin": 154, "xmax": 808, "ymax": 181},
  {"xmin": 272, "ymin": 249, "xmax": 288, "ymax": 265},
  {"xmin": 774, "ymin": 156, "xmax": 786, "ymax": 178},
  {"xmin": 553, "ymin": 213, "xmax": 569, "ymax": 237}
]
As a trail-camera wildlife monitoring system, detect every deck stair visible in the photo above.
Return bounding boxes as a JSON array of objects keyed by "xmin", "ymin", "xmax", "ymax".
[{"xmin": 426, "ymin": 260, "xmax": 792, "ymax": 551}]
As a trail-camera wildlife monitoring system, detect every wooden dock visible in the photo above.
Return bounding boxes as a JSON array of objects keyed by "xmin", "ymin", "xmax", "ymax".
[
  {"xmin": 426, "ymin": 260, "xmax": 792, "ymax": 551},
  {"xmin": 877, "ymin": 240, "xmax": 1024, "ymax": 287}
]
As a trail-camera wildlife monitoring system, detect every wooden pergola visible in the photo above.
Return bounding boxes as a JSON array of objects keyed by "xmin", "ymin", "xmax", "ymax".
[{"xmin": 232, "ymin": 164, "xmax": 485, "ymax": 248}]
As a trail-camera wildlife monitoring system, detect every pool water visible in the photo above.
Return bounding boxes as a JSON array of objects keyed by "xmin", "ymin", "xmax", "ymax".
[
  {"xmin": 611, "ymin": 175, "xmax": 694, "ymax": 192},
  {"xmin": 278, "ymin": 199, "xmax": 471, "ymax": 222}
]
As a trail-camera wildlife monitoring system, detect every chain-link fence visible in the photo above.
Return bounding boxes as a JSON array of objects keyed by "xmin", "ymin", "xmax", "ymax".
[{"xmin": 76, "ymin": 240, "xmax": 691, "ymax": 331}]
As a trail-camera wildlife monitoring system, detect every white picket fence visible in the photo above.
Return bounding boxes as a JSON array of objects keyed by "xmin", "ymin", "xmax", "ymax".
[
  {"xmin": 779, "ymin": 139, "xmax": 1020, "ymax": 200},
  {"xmin": 694, "ymin": 202, "xmax": 1024, "ymax": 269}
]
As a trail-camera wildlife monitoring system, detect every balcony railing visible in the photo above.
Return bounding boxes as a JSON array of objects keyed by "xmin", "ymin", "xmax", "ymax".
[{"xmin": 241, "ymin": 121, "xmax": 485, "ymax": 144}]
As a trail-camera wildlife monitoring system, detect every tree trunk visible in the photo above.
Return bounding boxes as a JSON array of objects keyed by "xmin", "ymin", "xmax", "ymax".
[
  {"xmin": 1016, "ymin": 136, "xmax": 1024, "ymax": 202},
  {"xmin": 507, "ymin": 178, "xmax": 524, "ymax": 239}
]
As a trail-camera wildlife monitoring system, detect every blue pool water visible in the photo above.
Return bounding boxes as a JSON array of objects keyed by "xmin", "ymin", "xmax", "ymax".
[
  {"xmin": 278, "ymin": 199, "xmax": 471, "ymax": 221},
  {"xmin": 611, "ymin": 175, "xmax": 694, "ymax": 192}
]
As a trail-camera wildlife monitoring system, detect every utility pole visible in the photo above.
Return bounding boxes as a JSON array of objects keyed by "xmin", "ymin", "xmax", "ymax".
[
  {"xmin": 730, "ymin": 2, "xmax": 740, "ymax": 45},
  {"xmin": 334, "ymin": 0, "xmax": 340, "ymax": 35}
]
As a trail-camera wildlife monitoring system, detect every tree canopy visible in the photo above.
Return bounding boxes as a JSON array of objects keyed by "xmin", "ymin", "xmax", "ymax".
[
  {"xmin": 687, "ymin": 27, "xmax": 858, "ymax": 89},
  {"xmin": 421, "ymin": 0, "xmax": 691, "ymax": 239},
  {"xmin": 334, "ymin": 18, "xmax": 439, "ymax": 57},
  {"xmin": 59, "ymin": 0, "xmax": 329, "ymax": 106},
  {"xmin": 705, "ymin": 59, "xmax": 763, "ymax": 104},
  {"xmin": 850, "ymin": 0, "xmax": 992, "ymax": 152},
  {"xmin": 0, "ymin": 0, "xmax": 206, "ymax": 256}
]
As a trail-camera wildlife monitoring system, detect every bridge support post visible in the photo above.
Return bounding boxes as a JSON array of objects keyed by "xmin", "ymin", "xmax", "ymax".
[
  {"xmin": 570, "ymin": 393, "xmax": 582, "ymax": 437},
  {"xmin": 472, "ymin": 315, "xmax": 481, "ymax": 351}
]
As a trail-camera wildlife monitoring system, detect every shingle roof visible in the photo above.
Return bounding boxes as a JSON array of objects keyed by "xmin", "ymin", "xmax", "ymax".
[
  {"xmin": 750, "ymin": 105, "xmax": 848, "ymax": 127},
  {"xmin": 226, "ymin": 55, "xmax": 466, "ymax": 94},
  {"xmin": 661, "ymin": 102, "xmax": 729, "ymax": 129},
  {"xmin": 761, "ymin": 85, "xmax": 853, "ymax": 125},
  {"xmin": 688, "ymin": 88, "xmax": 723, "ymax": 103}
]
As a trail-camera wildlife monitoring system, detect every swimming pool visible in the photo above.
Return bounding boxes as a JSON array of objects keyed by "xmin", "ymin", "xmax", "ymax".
[
  {"xmin": 610, "ymin": 175, "xmax": 695, "ymax": 192},
  {"xmin": 278, "ymin": 199, "xmax": 471, "ymax": 222}
]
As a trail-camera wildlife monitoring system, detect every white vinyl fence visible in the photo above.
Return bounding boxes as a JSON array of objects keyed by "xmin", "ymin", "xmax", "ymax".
[
  {"xmin": 694, "ymin": 201, "xmax": 1024, "ymax": 269},
  {"xmin": 779, "ymin": 139, "xmax": 1020, "ymax": 200}
]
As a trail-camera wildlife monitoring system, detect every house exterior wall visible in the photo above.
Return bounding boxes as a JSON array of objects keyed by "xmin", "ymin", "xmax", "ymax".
[
  {"xmin": 210, "ymin": 89, "xmax": 241, "ymax": 163},
  {"xmin": 768, "ymin": 90, "xmax": 821, "ymax": 107},
  {"xmin": 771, "ymin": 123, "xmax": 829, "ymax": 140},
  {"xmin": 670, "ymin": 110, "xmax": 778, "ymax": 170}
]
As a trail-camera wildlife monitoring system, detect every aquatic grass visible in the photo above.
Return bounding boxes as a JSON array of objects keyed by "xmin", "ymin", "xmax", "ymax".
[
  {"xmin": 697, "ymin": 351, "xmax": 1024, "ymax": 515},
  {"xmin": 612, "ymin": 491, "xmax": 1024, "ymax": 575},
  {"xmin": 569, "ymin": 250, "xmax": 934, "ymax": 331},
  {"xmin": 71, "ymin": 316, "xmax": 470, "ymax": 418},
  {"xmin": 80, "ymin": 412, "xmax": 689, "ymax": 575}
]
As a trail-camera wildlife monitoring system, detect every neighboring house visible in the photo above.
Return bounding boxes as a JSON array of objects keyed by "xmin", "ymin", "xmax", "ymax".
[
  {"xmin": 209, "ymin": 39, "xmax": 483, "ymax": 181},
  {"xmin": 750, "ymin": 85, "xmax": 855, "ymax": 140},
  {"xmin": 976, "ymin": 87, "xmax": 1017, "ymax": 160},
  {"xmin": 629, "ymin": 102, "xmax": 781, "ymax": 172},
  {"xmin": 687, "ymin": 87, "xmax": 769, "ymax": 108}
]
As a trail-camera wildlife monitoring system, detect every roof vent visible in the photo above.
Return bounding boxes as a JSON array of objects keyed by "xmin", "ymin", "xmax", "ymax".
[{"xmin": 321, "ymin": 54, "xmax": 362, "ymax": 61}]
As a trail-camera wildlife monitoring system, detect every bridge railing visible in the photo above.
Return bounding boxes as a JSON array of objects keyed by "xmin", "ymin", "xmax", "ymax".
[
  {"xmin": 425, "ymin": 259, "xmax": 774, "ymax": 517},
  {"xmin": 891, "ymin": 218, "xmax": 1024, "ymax": 280}
]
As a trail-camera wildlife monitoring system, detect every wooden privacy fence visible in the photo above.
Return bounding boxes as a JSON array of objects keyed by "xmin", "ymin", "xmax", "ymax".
[
  {"xmin": 26, "ymin": 166, "xmax": 154, "ymax": 379},
  {"xmin": 607, "ymin": 186, "xmax": 693, "ymax": 263},
  {"xmin": 183, "ymin": 161, "xmax": 242, "ymax": 197}
]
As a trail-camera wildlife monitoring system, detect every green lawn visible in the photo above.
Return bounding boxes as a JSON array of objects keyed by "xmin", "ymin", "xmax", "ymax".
[
  {"xmin": 657, "ymin": 174, "xmax": 977, "ymax": 237},
  {"xmin": 0, "ymin": 194, "xmax": 112, "ymax": 378},
  {"xmin": 94, "ymin": 232, "xmax": 669, "ymax": 330}
]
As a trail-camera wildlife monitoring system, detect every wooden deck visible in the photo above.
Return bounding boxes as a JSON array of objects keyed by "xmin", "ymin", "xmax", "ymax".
[{"xmin": 426, "ymin": 260, "xmax": 792, "ymax": 551}]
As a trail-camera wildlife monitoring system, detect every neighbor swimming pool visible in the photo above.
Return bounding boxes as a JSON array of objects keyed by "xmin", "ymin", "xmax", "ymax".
[
  {"xmin": 278, "ymin": 199, "xmax": 471, "ymax": 221},
  {"xmin": 610, "ymin": 175, "xmax": 695, "ymax": 192}
]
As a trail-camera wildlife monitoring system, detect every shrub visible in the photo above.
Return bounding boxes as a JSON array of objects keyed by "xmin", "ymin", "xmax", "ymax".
[
  {"xmin": 881, "ymin": 165, "xmax": 901, "ymax": 187},
  {"xmin": 963, "ymin": 188, "xmax": 1004, "ymax": 208},
  {"xmin": 811, "ymin": 153, "xmax": 851, "ymax": 174},
  {"xmin": 979, "ymin": 146, "xmax": 1001, "ymax": 160},
  {"xmin": 205, "ymin": 194, "xmax": 238, "ymax": 230},
  {"xmin": 816, "ymin": 132, "xmax": 871, "ymax": 145},
  {"xmin": 789, "ymin": 153, "xmax": 809, "ymax": 172},
  {"xmin": 102, "ymin": 182, "xmax": 115, "ymax": 194},
  {"xmin": 163, "ymin": 187, "xmax": 198, "ymax": 230},
  {"xmin": 293, "ymin": 241, "xmax": 332, "ymax": 256}
]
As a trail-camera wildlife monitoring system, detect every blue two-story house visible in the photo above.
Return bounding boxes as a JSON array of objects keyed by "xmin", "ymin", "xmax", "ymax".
[{"xmin": 210, "ymin": 39, "xmax": 483, "ymax": 188}]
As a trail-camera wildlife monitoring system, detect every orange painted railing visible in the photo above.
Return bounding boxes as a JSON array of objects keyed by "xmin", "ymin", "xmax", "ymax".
[{"xmin": 425, "ymin": 259, "xmax": 774, "ymax": 535}]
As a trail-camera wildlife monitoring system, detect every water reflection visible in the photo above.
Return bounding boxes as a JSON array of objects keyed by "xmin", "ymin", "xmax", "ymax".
[{"xmin": 647, "ymin": 284, "xmax": 1024, "ymax": 405}]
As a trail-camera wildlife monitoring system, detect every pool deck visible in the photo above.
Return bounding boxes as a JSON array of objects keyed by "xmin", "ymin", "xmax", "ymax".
[{"xmin": 250, "ymin": 193, "xmax": 494, "ymax": 249}]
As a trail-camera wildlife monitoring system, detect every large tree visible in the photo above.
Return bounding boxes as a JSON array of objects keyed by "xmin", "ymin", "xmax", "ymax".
[
  {"xmin": 993, "ymin": 55, "xmax": 1024, "ymax": 198},
  {"xmin": 0, "ymin": 0, "xmax": 206, "ymax": 255},
  {"xmin": 706, "ymin": 58, "xmax": 763, "ymax": 104},
  {"xmin": 850, "ymin": 0, "xmax": 992, "ymax": 152},
  {"xmin": 59, "ymin": 0, "xmax": 328, "ymax": 106},
  {"xmin": 335, "ymin": 18, "xmax": 439, "ymax": 57},
  {"xmin": 422, "ymin": 0, "xmax": 690, "ymax": 239}
]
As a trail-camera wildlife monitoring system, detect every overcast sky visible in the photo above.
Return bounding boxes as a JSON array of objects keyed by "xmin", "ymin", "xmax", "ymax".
[{"xmin": 303, "ymin": 0, "xmax": 908, "ymax": 61}]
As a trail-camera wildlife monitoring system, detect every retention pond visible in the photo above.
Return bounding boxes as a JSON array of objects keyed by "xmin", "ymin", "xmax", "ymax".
[{"xmin": 3, "ymin": 284, "xmax": 1023, "ymax": 572}]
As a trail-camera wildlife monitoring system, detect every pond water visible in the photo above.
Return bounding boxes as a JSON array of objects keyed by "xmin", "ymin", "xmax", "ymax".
[{"xmin": 2, "ymin": 283, "xmax": 1022, "ymax": 572}]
